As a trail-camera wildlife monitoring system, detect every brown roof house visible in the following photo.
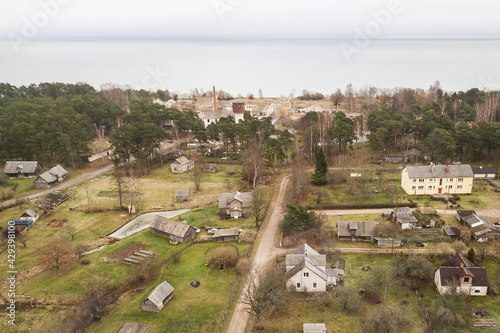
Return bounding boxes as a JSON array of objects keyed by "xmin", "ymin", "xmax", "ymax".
[
  {"xmin": 141, "ymin": 281, "xmax": 174, "ymax": 312},
  {"xmin": 213, "ymin": 228, "xmax": 241, "ymax": 242},
  {"xmin": 3, "ymin": 161, "xmax": 42, "ymax": 178},
  {"xmin": 218, "ymin": 190, "xmax": 253, "ymax": 219},
  {"xmin": 337, "ymin": 221, "xmax": 378, "ymax": 242},
  {"xmin": 285, "ymin": 244, "xmax": 344, "ymax": 292},
  {"xmin": 34, "ymin": 165, "xmax": 68, "ymax": 189},
  {"xmin": 170, "ymin": 156, "xmax": 194, "ymax": 173},
  {"xmin": 434, "ymin": 254, "xmax": 489, "ymax": 296},
  {"xmin": 150, "ymin": 216, "xmax": 197, "ymax": 243}
]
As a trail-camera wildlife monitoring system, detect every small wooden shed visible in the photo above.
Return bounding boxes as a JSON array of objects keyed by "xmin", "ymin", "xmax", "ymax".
[
  {"xmin": 203, "ymin": 163, "xmax": 220, "ymax": 173},
  {"xmin": 141, "ymin": 281, "xmax": 174, "ymax": 312},
  {"xmin": 213, "ymin": 228, "xmax": 240, "ymax": 242},
  {"xmin": 150, "ymin": 215, "xmax": 197, "ymax": 243},
  {"xmin": 176, "ymin": 190, "xmax": 190, "ymax": 202},
  {"xmin": 373, "ymin": 237, "xmax": 402, "ymax": 247}
]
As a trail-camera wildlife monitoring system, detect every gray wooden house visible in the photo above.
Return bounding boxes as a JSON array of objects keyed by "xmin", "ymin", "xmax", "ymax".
[
  {"xmin": 175, "ymin": 190, "xmax": 190, "ymax": 202},
  {"xmin": 337, "ymin": 221, "xmax": 378, "ymax": 242},
  {"xmin": 34, "ymin": 165, "xmax": 68, "ymax": 189},
  {"xmin": 141, "ymin": 281, "xmax": 174, "ymax": 312},
  {"xmin": 170, "ymin": 156, "xmax": 194, "ymax": 173},
  {"xmin": 150, "ymin": 215, "xmax": 197, "ymax": 243},
  {"xmin": 213, "ymin": 228, "xmax": 240, "ymax": 242},
  {"xmin": 19, "ymin": 208, "xmax": 39, "ymax": 223},
  {"xmin": 3, "ymin": 161, "xmax": 42, "ymax": 178}
]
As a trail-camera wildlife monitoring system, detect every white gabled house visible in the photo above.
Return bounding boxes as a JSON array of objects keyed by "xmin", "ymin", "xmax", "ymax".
[{"xmin": 285, "ymin": 244, "xmax": 343, "ymax": 292}]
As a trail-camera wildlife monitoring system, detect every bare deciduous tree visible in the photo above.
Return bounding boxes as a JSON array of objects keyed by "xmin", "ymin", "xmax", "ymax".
[
  {"xmin": 63, "ymin": 225, "xmax": 77, "ymax": 240},
  {"xmin": 38, "ymin": 241, "xmax": 76, "ymax": 270},
  {"xmin": 252, "ymin": 189, "xmax": 267, "ymax": 228}
]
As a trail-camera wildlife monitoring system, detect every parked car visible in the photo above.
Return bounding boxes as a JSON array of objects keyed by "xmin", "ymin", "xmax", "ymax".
[
  {"xmin": 494, "ymin": 222, "xmax": 500, "ymax": 226},
  {"xmin": 193, "ymin": 226, "xmax": 201, "ymax": 234}
]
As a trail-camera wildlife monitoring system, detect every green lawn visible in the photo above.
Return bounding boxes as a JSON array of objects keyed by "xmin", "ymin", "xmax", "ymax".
[{"xmin": 87, "ymin": 242, "xmax": 249, "ymax": 333}]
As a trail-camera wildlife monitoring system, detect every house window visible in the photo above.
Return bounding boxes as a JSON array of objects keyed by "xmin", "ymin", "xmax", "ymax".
[
  {"xmin": 412, "ymin": 186, "xmax": 416, "ymax": 190},
  {"xmin": 234, "ymin": 203, "xmax": 238, "ymax": 209},
  {"xmin": 296, "ymin": 283, "xmax": 301, "ymax": 290},
  {"xmin": 458, "ymin": 178, "xmax": 463, "ymax": 182},
  {"xmin": 448, "ymin": 185, "xmax": 453, "ymax": 189},
  {"xmin": 412, "ymin": 179, "xmax": 416, "ymax": 183},
  {"xmin": 312, "ymin": 283, "xmax": 317, "ymax": 290},
  {"xmin": 174, "ymin": 167, "xmax": 177, "ymax": 171},
  {"xmin": 474, "ymin": 289, "xmax": 481, "ymax": 293},
  {"xmin": 419, "ymin": 179, "xmax": 424, "ymax": 183},
  {"xmin": 463, "ymin": 277, "xmax": 470, "ymax": 283},
  {"xmin": 418, "ymin": 186, "xmax": 424, "ymax": 190},
  {"xmin": 303, "ymin": 272, "xmax": 309, "ymax": 278},
  {"xmin": 457, "ymin": 185, "xmax": 463, "ymax": 189},
  {"xmin": 428, "ymin": 186, "xmax": 433, "ymax": 190},
  {"xmin": 448, "ymin": 178, "xmax": 453, "ymax": 182},
  {"xmin": 429, "ymin": 179, "xmax": 434, "ymax": 182}
]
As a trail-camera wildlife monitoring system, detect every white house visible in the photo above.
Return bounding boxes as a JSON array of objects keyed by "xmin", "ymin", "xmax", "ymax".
[
  {"xmin": 434, "ymin": 254, "xmax": 489, "ymax": 296},
  {"xmin": 285, "ymin": 244, "xmax": 343, "ymax": 292},
  {"xmin": 401, "ymin": 164, "xmax": 474, "ymax": 195},
  {"xmin": 170, "ymin": 156, "xmax": 194, "ymax": 173}
]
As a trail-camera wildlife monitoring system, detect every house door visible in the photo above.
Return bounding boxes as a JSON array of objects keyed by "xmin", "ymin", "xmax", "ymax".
[{"xmin": 438, "ymin": 188, "xmax": 442, "ymax": 194}]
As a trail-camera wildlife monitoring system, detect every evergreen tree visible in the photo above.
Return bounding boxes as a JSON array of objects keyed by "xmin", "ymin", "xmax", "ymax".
[
  {"xmin": 467, "ymin": 248, "xmax": 475, "ymax": 263},
  {"xmin": 311, "ymin": 147, "xmax": 327, "ymax": 185}
]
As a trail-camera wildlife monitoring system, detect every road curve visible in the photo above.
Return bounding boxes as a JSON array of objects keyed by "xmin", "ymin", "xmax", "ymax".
[{"xmin": 225, "ymin": 175, "xmax": 290, "ymax": 333}]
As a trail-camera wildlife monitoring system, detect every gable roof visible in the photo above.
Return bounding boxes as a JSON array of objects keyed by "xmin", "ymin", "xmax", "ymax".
[
  {"xmin": 405, "ymin": 164, "xmax": 473, "ymax": 179},
  {"xmin": 285, "ymin": 256, "xmax": 327, "ymax": 281},
  {"xmin": 443, "ymin": 226, "xmax": 461, "ymax": 237},
  {"xmin": 396, "ymin": 213, "xmax": 418, "ymax": 224},
  {"xmin": 22, "ymin": 208, "xmax": 38, "ymax": 218},
  {"xmin": 471, "ymin": 167, "xmax": 495, "ymax": 175},
  {"xmin": 144, "ymin": 281, "xmax": 174, "ymax": 307},
  {"xmin": 3, "ymin": 161, "xmax": 41, "ymax": 174},
  {"xmin": 442, "ymin": 254, "xmax": 474, "ymax": 268},
  {"xmin": 438, "ymin": 254, "xmax": 489, "ymax": 287},
  {"xmin": 218, "ymin": 191, "xmax": 253, "ymax": 208},
  {"xmin": 150, "ymin": 215, "xmax": 195, "ymax": 238},
  {"xmin": 405, "ymin": 148, "xmax": 421, "ymax": 156},
  {"xmin": 176, "ymin": 190, "xmax": 190, "ymax": 197},
  {"xmin": 37, "ymin": 165, "xmax": 68, "ymax": 183},
  {"xmin": 172, "ymin": 156, "xmax": 192, "ymax": 166},
  {"xmin": 214, "ymin": 228, "xmax": 240, "ymax": 237},
  {"xmin": 457, "ymin": 210, "xmax": 476, "ymax": 218},
  {"xmin": 337, "ymin": 221, "xmax": 379, "ymax": 237},
  {"xmin": 393, "ymin": 206, "xmax": 411, "ymax": 214}
]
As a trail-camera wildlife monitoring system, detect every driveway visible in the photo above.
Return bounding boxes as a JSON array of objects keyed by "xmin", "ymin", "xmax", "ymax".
[{"xmin": 108, "ymin": 209, "xmax": 190, "ymax": 239}]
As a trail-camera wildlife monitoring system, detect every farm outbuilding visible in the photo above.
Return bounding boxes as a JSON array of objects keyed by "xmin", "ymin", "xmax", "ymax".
[
  {"xmin": 170, "ymin": 156, "xmax": 194, "ymax": 173},
  {"xmin": 213, "ymin": 228, "xmax": 240, "ymax": 242},
  {"xmin": 337, "ymin": 221, "xmax": 378, "ymax": 242},
  {"xmin": 3, "ymin": 161, "xmax": 42, "ymax": 178},
  {"xmin": 393, "ymin": 206, "xmax": 418, "ymax": 230},
  {"xmin": 303, "ymin": 323, "xmax": 327, "ymax": 333},
  {"xmin": 443, "ymin": 226, "xmax": 461, "ymax": 240},
  {"xmin": 19, "ymin": 208, "xmax": 39, "ymax": 223},
  {"xmin": 203, "ymin": 163, "xmax": 219, "ymax": 173},
  {"xmin": 34, "ymin": 165, "xmax": 68, "ymax": 189},
  {"xmin": 175, "ymin": 190, "xmax": 190, "ymax": 202},
  {"xmin": 150, "ymin": 215, "xmax": 197, "ymax": 243},
  {"xmin": 141, "ymin": 281, "xmax": 174, "ymax": 312},
  {"xmin": 471, "ymin": 166, "xmax": 495, "ymax": 179},
  {"xmin": 373, "ymin": 237, "xmax": 402, "ymax": 247}
]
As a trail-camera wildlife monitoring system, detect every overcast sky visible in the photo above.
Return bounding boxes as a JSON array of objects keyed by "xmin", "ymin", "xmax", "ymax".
[{"xmin": 1, "ymin": 0, "xmax": 500, "ymax": 40}]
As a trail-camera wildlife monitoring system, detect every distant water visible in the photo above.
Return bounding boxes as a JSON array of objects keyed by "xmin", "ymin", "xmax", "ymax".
[{"xmin": 1, "ymin": 38, "xmax": 500, "ymax": 96}]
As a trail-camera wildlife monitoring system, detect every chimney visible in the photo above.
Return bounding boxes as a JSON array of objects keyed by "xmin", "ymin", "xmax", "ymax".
[
  {"xmin": 213, "ymin": 86, "xmax": 217, "ymax": 112},
  {"xmin": 446, "ymin": 165, "xmax": 450, "ymax": 173},
  {"xmin": 460, "ymin": 263, "xmax": 464, "ymax": 268}
]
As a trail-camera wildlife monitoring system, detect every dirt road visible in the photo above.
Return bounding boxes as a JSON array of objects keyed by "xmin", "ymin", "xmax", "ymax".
[
  {"xmin": 225, "ymin": 176, "xmax": 290, "ymax": 333},
  {"xmin": 1, "ymin": 164, "xmax": 115, "ymax": 209}
]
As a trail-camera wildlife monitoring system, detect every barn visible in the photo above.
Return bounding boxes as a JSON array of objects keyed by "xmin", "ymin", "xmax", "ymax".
[
  {"xmin": 150, "ymin": 215, "xmax": 197, "ymax": 243},
  {"xmin": 213, "ymin": 228, "xmax": 240, "ymax": 242},
  {"xmin": 3, "ymin": 161, "xmax": 42, "ymax": 178},
  {"xmin": 141, "ymin": 281, "xmax": 174, "ymax": 312},
  {"xmin": 34, "ymin": 165, "xmax": 68, "ymax": 189}
]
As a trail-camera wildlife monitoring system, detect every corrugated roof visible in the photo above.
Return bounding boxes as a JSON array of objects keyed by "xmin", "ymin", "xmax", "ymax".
[
  {"xmin": 144, "ymin": 281, "xmax": 174, "ymax": 308},
  {"xmin": 150, "ymin": 215, "xmax": 195, "ymax": 238},
  {"xmin": 406, "ymin": 164, "xmax": 473, "ymax": 179},
  {"xmin": 337, "ymin": 221, "xmax": 379, "ymax": 237},
  {"xmin": 22, "ymin": 208, "xmax": 38, "ymax": 217},
  {"xmin": 393, "ymin": 206, "xmax": 411, "ymax": 214},
  {"xmin": 37, "ymin": 165, "xmax": 68, "ymax": 183},
  {"xmin": 214, "ymin": 228, "xmax": 240, "ymax": 237},
  {"xmin": 396, "ymin": 213, "xmax": 418, "ymax": 224},
  {"xmin": 303, "ymin": 323, "xmax": 327, "ymax": 333},
  {"xmin": 218, "ymin": 191, "xmax": 253, "ymax": 208},
  {"xmin": 3, "ymin": 161, "xmax": 41, "ymax": 174}
]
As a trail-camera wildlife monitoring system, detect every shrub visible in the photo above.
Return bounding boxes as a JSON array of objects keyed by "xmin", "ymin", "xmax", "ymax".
[
  {"xmin": 83, "ymin": 206, "xmax": 109, "ymax": 213},
  {"xmin": 80, "ymin": 259, "xmax": 90, "ymax": 265},
  {"xmin": 236, "ymin": 257, "xmax": 250, "ymax": 275},
  {"xmin": 206, "ymin": 245, "xmax": 239, "ymax": 270},
  {"xmin": 238, "ymin": 229, "xmax": 257, "ymax": 244}
]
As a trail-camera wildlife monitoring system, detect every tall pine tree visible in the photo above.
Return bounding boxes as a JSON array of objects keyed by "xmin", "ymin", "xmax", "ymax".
[{"xmin": 311, "ymin": 147, "xmax": 327, "ymax": 185}]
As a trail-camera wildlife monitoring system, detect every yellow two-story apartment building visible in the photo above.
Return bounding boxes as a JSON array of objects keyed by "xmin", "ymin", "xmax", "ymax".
[{"xmin": 401, "ymin": 164, "xmax": 473, "ymax": 195}]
